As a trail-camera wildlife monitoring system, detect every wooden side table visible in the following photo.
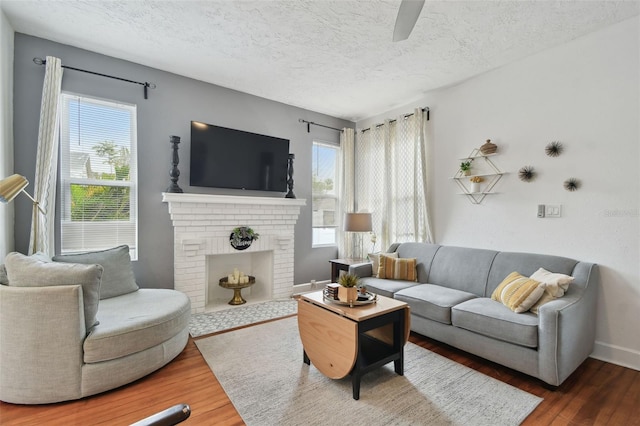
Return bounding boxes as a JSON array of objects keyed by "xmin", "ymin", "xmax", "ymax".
[
  {"xmin": 297, "ymin": 290, "xmax": 410, "ymax": 400},
  {"xmin": 329, "ymin": 258, "xmax": 368, "ymax": 282}
]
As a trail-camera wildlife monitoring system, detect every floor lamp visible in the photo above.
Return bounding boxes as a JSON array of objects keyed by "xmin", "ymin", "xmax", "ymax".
[
  {"xmin": 343, "ymin": 212, "xmax": 372, "ymax": 260},
  {"xmin": 0, "ymin": 174, "xmax": 46, "ymax": 253}
]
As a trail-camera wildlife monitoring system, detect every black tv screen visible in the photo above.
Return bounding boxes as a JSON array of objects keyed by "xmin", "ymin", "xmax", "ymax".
[{"xmin": 190, "ymin": 121, "xmax": 289, "ymax": 192}]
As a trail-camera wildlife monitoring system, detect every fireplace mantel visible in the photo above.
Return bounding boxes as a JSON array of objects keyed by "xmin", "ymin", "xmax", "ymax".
[
  {"xmin": 162, "ymin": 192, "xmax": 306, "ymax": 207},
  {"xmin": 162, "ymin": 192, "xmax": 306, "ymax": 313}
]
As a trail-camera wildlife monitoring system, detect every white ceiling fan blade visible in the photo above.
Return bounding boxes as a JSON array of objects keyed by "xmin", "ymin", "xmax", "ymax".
[{"xmin": 393, "ymin": 0, "xmax": 425, "ymax": 42}]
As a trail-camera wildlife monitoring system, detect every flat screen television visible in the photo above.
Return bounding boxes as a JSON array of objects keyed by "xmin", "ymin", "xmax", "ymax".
[{"xmin": 190, "ymin": 121, "xmax": 290, "ymax": 192}]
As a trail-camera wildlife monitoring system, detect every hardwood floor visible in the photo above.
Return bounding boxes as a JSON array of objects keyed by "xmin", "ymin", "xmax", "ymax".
[{"xmin": 1, "ymin": 328, "xmax": 638, "ymax": 425}]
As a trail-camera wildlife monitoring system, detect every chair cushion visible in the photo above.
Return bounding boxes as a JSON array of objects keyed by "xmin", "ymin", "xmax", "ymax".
[
  {"xmin": 54, "ymin": 245, "xmax": 138, "ymax": 299},
  {"xmin": 4, "ymin": 252, "xmax": 103, "ymax": 332},
  {"xmin": 395, "ymin": 284, "xmax": 477, "ymax": 324},
  {"xmin": 452, "ymin": 298, "xmax": 539, "ymax": 348},
  {"xmin": 84, "ymin": 289, "xmax": 191, "ymax": 363}
]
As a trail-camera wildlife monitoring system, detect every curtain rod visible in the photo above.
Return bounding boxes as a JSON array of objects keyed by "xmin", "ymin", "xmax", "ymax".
[
  {"xmin": 298, "ymin": 119, "xmax": 344, "ymax": 133},
  {"xmin": 360, "ymin": 107, "xmax": 429, "ymax": 133},
  {"xmin": 33, "ymin": 57, "xmax": 156, "ymax": 99}
]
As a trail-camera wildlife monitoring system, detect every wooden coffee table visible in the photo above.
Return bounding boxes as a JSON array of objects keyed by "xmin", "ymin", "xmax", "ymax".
[{"xmin": 297, "ymin": 290, "xmax": 410, "ymax": 400}]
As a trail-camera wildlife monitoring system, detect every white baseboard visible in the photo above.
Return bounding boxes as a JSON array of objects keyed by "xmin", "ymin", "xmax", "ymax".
[{"xmin": 591, "ymin": 341, "xmax": 640, "ymax": 371}]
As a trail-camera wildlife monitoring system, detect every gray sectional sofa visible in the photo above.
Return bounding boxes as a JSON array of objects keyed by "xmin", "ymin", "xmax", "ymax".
[
  {"xmin": 350, "ymin": 242, "xmax": 599, "ymax": 387},
  {"xmin": 0, "ymin": 246, "xmax": 191, "ymax": 404}
]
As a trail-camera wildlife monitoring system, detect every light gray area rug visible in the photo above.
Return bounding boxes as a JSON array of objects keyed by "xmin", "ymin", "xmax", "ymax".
[
  {"xmin": 196, "ymin": 316, "xmax": 542, "ymax": 426},
  {"xmin": 189, "ymin": 299, "xmax": 297, "ymax": 337}
]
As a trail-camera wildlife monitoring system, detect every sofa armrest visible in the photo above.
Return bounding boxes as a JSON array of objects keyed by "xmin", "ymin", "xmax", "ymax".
[
  {"xmin": 0, "ymin": 284, "xmax": 85, "ymax": 403},
  {"xmin": 348, "ymin": 262, "xmax": 373, "ymax": 278},
  {"xmin": 537, "ymin": 263, "xmax": 599, "ymax": 386}
]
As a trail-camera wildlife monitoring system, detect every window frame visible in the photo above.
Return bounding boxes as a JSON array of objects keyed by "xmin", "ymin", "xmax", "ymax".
[
  {"xmin": 58, "ymin": 92, "xmax": 139, "ymax": 260},
  {"xmin": 311, "ymin": 140, "xmax": 340, "ymax": 248}
]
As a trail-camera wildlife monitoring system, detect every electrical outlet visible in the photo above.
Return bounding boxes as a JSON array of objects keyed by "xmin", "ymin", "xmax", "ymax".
[
  {"xmin": 546, "ymin": 205, "xmax": 562, "ymax": 218},
  {"xmin": 537, "ymin": 204, "xmax": 545, "ymax": 218}
]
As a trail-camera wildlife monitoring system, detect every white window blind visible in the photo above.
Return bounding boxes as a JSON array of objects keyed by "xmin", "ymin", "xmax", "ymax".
[
  {"xmin": 59, "ymin": 93, "xmax": 138, "ymax": 259},
  {"xmin": 312, "ymin": 141, "xmax": 339, "ymax": 247}
]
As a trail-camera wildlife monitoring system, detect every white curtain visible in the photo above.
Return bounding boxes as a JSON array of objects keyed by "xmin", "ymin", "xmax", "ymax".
[
  {"xmin": 338, "ymin": 127, "xmax": 355, "ymax": 258},
  {"xmin": 355, "ymin": 108, "xmax": 433, "ymax": 252},
  {"xmin": 30, "ymin": 56, "xmax": 63, "ymax": 256}
]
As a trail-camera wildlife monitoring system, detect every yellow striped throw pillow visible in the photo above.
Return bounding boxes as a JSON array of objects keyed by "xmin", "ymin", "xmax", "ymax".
[
  {"xmin": 491, "ymin": 272, "xmax": 546, "ymax": 313},
  {"xmin": 378, "ymin": 255, "xmax": 418, "ymax": 282}
]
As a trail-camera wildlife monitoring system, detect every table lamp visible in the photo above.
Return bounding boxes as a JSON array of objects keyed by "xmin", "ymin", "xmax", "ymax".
[
  {"xmin": 343, "ymin": 212, "xmax": 372, "ymax": 260},
  {"xmin": 0, "ymin": 174, "xmax": 45, "ymax": 252}
]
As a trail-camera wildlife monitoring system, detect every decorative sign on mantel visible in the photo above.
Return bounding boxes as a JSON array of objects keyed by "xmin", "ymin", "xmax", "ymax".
[{"xmin": 230, "ymin": 226, "xmax": 260, "ymax": 251}]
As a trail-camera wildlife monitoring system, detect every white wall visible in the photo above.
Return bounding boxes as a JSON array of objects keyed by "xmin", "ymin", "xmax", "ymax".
[
  {"xmin": 0, "ymin": 10, "xmax": 14, "ymax": 259},
  {"xmin": 358, "ymin": 17, "xmax": 640, "ymax": 370}
]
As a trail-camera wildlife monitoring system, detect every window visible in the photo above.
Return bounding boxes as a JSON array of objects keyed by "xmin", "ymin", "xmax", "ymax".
[
  {"xmin": 59, "ymin": 93, "xmax": 138, "ymax": 259},
  {"xmin": 312, "ymin": 141, "xmax": 339, "ymax": 247}
]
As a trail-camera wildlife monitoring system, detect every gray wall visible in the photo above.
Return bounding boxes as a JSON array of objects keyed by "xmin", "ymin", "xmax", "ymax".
[{"xmin": 13, "ymin": 33, "xmax": 352, "ymax": 288}]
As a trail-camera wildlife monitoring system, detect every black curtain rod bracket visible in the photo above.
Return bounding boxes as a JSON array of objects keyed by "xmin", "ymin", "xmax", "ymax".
[
  {"xmin": 298, "ymin": 119, "xmax": 343, "ymax": 133},
  {"xmin": 33, "ymin": 57, "xmax": 156, "ymax": 99}
]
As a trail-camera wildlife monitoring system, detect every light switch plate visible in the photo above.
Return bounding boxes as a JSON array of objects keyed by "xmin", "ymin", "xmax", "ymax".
[{"xmin": 545, "ymin": 205, "xmax": 562, "ymax": 218}]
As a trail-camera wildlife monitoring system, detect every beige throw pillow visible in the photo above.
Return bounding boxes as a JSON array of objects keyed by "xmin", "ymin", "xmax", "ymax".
[
  {"xmin": 491, "ymin": 271, "xmax": 546, "ymax": 313},
  {"xmin": 368, "ymin": 252, "xmax": 398, "ymax": 277},
  {"xmin": 528, "ymin": 268, "xmax": 575, "ymax": 314},
  {"xmin": 378, "ymin": 255, "xmax": 418, "ymax": 282}
]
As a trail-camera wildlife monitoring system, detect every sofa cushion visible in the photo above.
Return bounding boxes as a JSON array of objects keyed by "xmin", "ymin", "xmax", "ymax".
[
  {"xmin": 395, "ymin": 242, "xmax": 441, "ymax": 283},
  {"xmin": 486, "ymin": 252, "xmax": 577, "ymax": 297},
  {"xmin": 491, "ymin": 272, "xmax": 546, "ymax": 313},
  {"xmin": 427, "ymin": 246, "xmax": 498, "ymax": 296},
  {"xmin": 4, "ymin": 252, "xmax": 102, "ymax": 332},
  {"xmin": 378, "ymin": 255, "xmax": 418, "ymax": 282},
  {"xmin": 395, "ymin": 284, "xmax": 477, "ymax": 324},
  {"xmin": 452, "ymin": 298, "xmax": 539, "ymax": 348},
  {"xmin": 359, "ymin": 277, "xmax": 416, "ymax": 298},
  {"xmin": 84, "ymin": 289, "xmax": 191, "ymax": 363},
  {"xmin": 54, "ymin": 245, "xmax": 138, "ymax": 299}
]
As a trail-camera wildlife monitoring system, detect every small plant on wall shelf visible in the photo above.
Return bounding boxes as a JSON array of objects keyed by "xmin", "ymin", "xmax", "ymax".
[{"xmin": 460, "ymin": 160, "xmax": 473, "ymax": 175}]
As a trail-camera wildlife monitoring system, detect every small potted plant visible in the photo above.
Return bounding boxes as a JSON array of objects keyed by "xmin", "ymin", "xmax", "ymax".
[
  {"xmin": 460, "ymin": 160, "xmax": 473, "ymax": 176},
  {"xmin": 338, "ymin": 273, "xmax": 359, "ymax": 303},
  {"xmin": 469, "ymin": 176, "xmax": 484, "ymax": 193},
  {"xmin": 230, "ymin": 226, "xmax": 260, "ymax": 250}
]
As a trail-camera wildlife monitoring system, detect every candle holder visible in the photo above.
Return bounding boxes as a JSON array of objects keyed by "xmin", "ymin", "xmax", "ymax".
[
  {"xmin": 166, "ymin": 135, "xmax": 183, "ymax": 193},
  {"xmin": 285, "ymin": 153, "xmax": 296, "ymax": 199}
]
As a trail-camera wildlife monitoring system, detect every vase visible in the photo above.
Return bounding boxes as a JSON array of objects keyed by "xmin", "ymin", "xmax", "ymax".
[
  {"xmin": 471, "ymin": 182, "xmax": 481, "ymax": 193},
  {"xmin": 480, "ymin": 139, "xmax": 497, "ymax": 155},
  {"xmin": 338, "ymin": 286, "xmax": 358, "ymax": 303}
]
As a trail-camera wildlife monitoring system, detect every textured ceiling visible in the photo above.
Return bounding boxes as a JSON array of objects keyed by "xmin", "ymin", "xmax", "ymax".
[{"xmin": 2, "ymin": 1, "xmax": 639, "ymax": 121}]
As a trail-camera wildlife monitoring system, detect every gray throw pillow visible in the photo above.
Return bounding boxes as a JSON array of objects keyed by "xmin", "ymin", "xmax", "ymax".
[
  {"xmin": 4, "ymin": 252, "xmax": 103, "ymax": 332},
  {"xmin": 53, "ymin": 245, "xmax": 138, "ymax": 299}
]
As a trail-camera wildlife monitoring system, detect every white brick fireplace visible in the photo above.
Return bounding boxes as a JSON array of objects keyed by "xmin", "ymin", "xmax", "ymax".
[{"xmin": 162, "ymin": 193, "xmax": 305, "ymax": 313}]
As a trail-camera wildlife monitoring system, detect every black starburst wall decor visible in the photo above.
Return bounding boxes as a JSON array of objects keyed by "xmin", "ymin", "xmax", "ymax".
[
  {"xmin": 563, "ymin": 178, "xmax": 581, "ymax": 192},
  {"xmin": 545, "ymin": 141, "xmax": 564, "ymax": 157},
  {"xmin": 518, "ymin": 166, "xmax": 536, "ymax": 182}
]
